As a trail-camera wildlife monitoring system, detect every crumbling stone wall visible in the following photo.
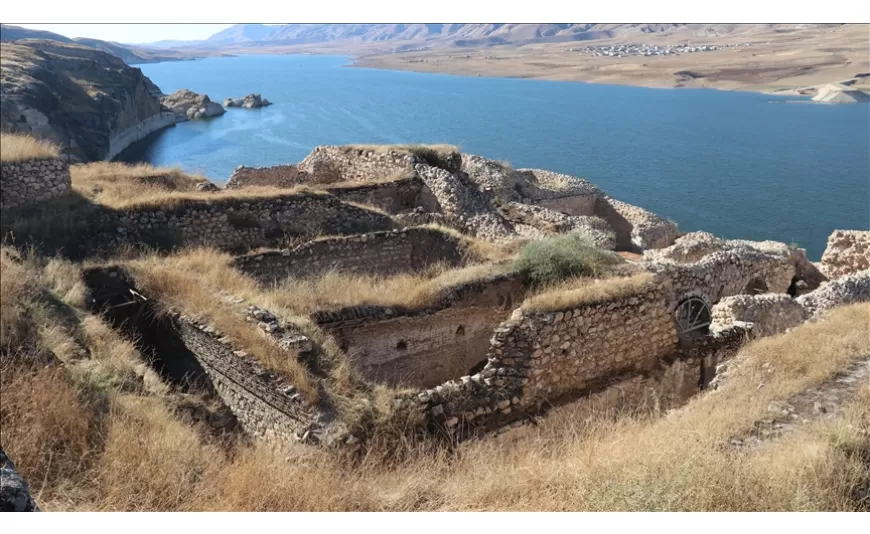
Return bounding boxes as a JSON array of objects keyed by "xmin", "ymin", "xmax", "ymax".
[
  {"xmin": 509, "ymin": 283, "xmax": 677, "ymax": 405},
  {"xmin": 113, "ymin": 193, "xmax": 395, "ymax": 252},
  {"xmin": 501, "ymin": 201, "xmax": 616, "ymax": 249},
  {"xmin": 0, "ymin": 158, "xmax": 70, "ymax": 209},
  {"xmin": 820, "ymin": 230, "xmax": 870, "ymax": 279},
  {"xmin": 796, "ymin": 270, "xmax": 870, "ymax": 318},
  {"xmin": 299, "ymin": 146, "xmax": 417, "ymax": 182},
  {"xmin": 234, "ymin": 227, "xmax": 465, "ymax": 284},
  {"xmin": 325, "ymin": 175, "xmax": 440, "ymax": 214},
  {"xmin": 645, "ymin": 248, "xmax": 795, "ymax": 311},
  {"xmin": 415, "ymin": 163, "xmax": 517, "ymax": 242},
  {"xmin": 225, "ymin": 164, "xmax": 310, "ymax": 189},
  {"xmin": 594, "ymin": 196, "xmax": 680, "ymax": 251},
  {"xmin": 711, "ymin": 294, "xmax": 808, "ymax": 338}
]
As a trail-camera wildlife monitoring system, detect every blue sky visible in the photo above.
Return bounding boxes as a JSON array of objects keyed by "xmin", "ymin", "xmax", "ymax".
[{"xmin": 11, "ymin": 24, "xmax": 236, "ymax": 44}]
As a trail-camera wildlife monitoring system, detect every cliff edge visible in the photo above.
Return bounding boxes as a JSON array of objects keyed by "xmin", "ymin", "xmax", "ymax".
[{"xmin": 0, "ymin": 40, "xmax": 175, "ymax": 162}]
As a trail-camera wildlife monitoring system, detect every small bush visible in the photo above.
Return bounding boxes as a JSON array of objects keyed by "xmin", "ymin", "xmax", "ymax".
[{"xmin": 513, "ymin": 232, "xmax": 619, "ymax": 286}]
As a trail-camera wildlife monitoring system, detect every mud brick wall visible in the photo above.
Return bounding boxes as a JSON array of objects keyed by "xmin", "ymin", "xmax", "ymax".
[{"xmin": 0, "ymin": 158, "xmax": 71, "ymax": 209}]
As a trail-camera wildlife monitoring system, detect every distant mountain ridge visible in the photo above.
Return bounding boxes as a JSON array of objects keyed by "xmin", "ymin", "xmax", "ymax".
[
  {"xmin": 193, "ymin": 23, "xmax": 845, "ymax": 48},
  {"xmin": 0, "ymin": 24, "xmax": 197, "ymax": 64}
]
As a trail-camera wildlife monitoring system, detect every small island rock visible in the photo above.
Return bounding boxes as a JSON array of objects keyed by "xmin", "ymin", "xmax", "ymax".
[
  {"xmin": 224, "ymin": 94, "xmax": 273, "ymax": 109},
  {"xmin": 160, "ymin": 89, "xmax": 226, "ymax": 121}
]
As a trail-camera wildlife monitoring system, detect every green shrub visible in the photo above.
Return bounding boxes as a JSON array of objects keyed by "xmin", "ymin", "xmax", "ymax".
[{"xmin": 514, "ymin": 232, "xmax": 619, "ymax": 286}]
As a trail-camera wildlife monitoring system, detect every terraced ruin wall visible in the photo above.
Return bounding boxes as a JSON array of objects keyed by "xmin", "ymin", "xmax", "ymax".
[
  {"xmin": 235, "ymin": 227, "xmax": 465, "ymax": 284},
  {"xmin": 0, "ymin": 158, "xmax": 71, "ymax": 209}
]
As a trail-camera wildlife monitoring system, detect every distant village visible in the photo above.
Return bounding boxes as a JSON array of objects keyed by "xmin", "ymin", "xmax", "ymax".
[{"xmin": 567, "ymin": 42, "xmax": 752, "ymax": 58}]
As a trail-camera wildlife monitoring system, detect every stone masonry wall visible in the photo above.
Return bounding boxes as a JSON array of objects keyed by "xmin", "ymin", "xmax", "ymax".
[
  {"xmin": 234, "ymin": 227, "xmax": 464, "ymax": 284},
  {"xmin": 335, "ymin": 306, "xmax": 510, "ymax": 388},
  {"xmin": 0, "ymin": 158, "xmax": 71, "ymax": 209},
  {"xmin": 315, "ymin": 273, "xmax": 526, "ymax": 388},
  {"xmin": 513, "ymin": 282, "xmax": 677, "ymax": 405}
]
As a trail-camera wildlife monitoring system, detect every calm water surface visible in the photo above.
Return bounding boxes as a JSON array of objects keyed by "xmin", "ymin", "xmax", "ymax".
[{"xmin": 123, "ymin": 55, "xmax": 870, "ymax": 259}]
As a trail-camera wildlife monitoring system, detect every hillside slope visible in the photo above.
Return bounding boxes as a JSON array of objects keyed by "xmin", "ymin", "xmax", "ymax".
[{"xmin": 0, "ymin": 40, "xmax": 175, "ymax": 162}]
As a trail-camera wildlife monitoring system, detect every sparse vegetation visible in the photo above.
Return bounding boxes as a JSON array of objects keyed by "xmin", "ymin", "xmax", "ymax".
[
  {"xmin": 513, "ymin": 231, "xmax": 620, "ymax": 286},
  {"xmin": 0, "ymin": 133, "xmax": 60, "ymax": 162}
]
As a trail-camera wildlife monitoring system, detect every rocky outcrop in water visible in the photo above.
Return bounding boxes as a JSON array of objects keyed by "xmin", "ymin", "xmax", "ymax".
[
  {"xmin": 0, "ymin": 40, "xmax": 176, "ymax": 162},
  {"xmin": 224, "ymin": 93, "xmax": 272, "ymax": 109},
  {"xmin": 0, "ymin": 447, "xmax": 39, "ymax": 512},
  {"xmin": 161, "ymin": 89, "xmax": 226, "ymax": 121}
]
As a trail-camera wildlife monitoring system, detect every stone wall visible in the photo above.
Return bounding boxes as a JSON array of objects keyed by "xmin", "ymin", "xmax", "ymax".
[
  {"xmin": 234, "ymin": 227, "xmax": 465, "ymax": 284},
  {"xmin": 299, "ymin": 146, "xmax": 417, "ymax": 182},
  {"xmin": 315, "ymin": 273, "xmax": 526, "ymax": 388},
  {"xmin": 594, "ymin": 196, "xmax": 680, "ymax": 251},
  {"xmin": 0, "ymin": 158, "xmax": 71, "ymax": 209},
  {"xmin": 645, "ymin": 248, "xmax": 796, "ymax": 311},
  {"xmin": 325, "ymin": 175, "xmax": 441, "ymax": 214},
  {"xmin": 106, "ymin": 112, "xmax": 176, "ymax": 161},
  {"xmin": 396, "ymin": 286, "xmax": 750, "ymax": 441},
  {"xmin": 177, "ymin": 319, "xmax": 317, "ymax": 442},
  {"xmin": 711, "ymin": 294, "xmax": 808, "ymax": 338},
  {"xmin": 509, "ymin": 282, "xmax": 677, "ymax": 406},
  {"xmin": 820, "ymin": 230, "xmax": 870, "ymax": 279},
  {"xmin": 112, "ymin": 192, "xmax": 396, "ymax": 253},
  {"xmin": 225, "ymin": 164, "xmax": 310, "ymax": 190},
  {"xmin": 796, "ymin": 270, "xmax": 870, "ymax": 318}
]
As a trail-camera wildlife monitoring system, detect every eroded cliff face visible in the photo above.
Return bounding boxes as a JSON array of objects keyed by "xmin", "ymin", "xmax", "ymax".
[{"xmin": 0, "ymin": 39, "xmax": 175, "ymax": 162}]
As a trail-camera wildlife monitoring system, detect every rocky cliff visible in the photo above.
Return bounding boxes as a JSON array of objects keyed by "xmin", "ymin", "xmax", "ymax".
[{"xmin": 0, "ymin": 40, "xmax": 175, "ymax": 162}]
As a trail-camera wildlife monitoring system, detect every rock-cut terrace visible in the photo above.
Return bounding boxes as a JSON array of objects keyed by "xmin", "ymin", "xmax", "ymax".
[{"xmin": 2, "ymin": 141, "xmax": 868, "ymax": 449}]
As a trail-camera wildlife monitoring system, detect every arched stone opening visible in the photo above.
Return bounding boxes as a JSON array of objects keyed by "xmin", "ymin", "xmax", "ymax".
[
  {"xmin": 742, "ymin": 277, "xmax": 769, "ymax": 296},
  {"xmin": 674, "ymin": 296, "xmax": 711, "ymax": 343}
]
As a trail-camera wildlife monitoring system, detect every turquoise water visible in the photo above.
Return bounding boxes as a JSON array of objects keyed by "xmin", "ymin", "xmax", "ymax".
[{"xmin": 124, "ymin": 55, "xmax": 870, "ymax": 259}]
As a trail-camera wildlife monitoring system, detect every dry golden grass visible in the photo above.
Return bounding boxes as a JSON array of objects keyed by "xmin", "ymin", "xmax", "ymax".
[
  {"xmin": 67, "ymin": 161, "xmax": 337, "ymax": 210},
  {"xmin": 0, "ymin": 133, "xmax": 60, "ymax": 163},
  {"xmin": 522, "ymin": 272, "xmax": 655, "ymax": 313},
  {"xmin": 273, "ymin": 261, "xmax": 513, "ymax": 315}
]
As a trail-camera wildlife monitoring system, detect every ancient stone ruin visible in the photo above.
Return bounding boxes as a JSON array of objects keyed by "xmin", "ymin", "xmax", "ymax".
[{"xmin": 2, "ymin": 142, "xmax": 868, "ymax": 451}]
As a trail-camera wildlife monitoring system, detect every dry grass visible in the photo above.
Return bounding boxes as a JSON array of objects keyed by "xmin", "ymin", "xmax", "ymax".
[
  {"xmin": 0, "ymin": 133, "xmax": 60, "ymax": 163},
  {"xmin": 521, "ymin": 272, "xmax": 656, "ymax": 313},
  {"xmin": 70, "ymin": 162, "xmax": 209, "ymax": 207}
]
